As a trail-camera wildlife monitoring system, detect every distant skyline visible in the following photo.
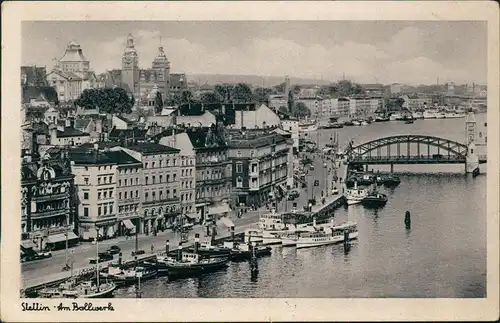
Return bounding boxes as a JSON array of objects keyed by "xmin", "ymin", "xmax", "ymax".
[{"xmin": 22, "ymin": 21, "xmax": 487, "ymax": 85}]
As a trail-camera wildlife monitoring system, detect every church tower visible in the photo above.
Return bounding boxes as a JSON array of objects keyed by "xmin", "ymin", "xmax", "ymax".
[
  {"xmin": 151, "ymin": 42, "xmax": 171, "ymax": 99},
  {"xmin": 122, "ymin": 33, "xmax": 139, "ymax": 96}
]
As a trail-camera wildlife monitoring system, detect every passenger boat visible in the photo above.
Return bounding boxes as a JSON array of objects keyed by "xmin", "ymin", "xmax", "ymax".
[
  {"xmin": 412, "ymin": 111, "xmax": 424, "ymax": 119},
  {"xmin": 162, "ymin": 252, "xmax": 229, "ymax": 278},
  {"xmin": 296, "ymin": 221, "xmax": 358, "ymax": 249},
  {"xmin": 39, "ymin": 279, "xmax": 116, "ymax": 298},
  {"xmin": 298, "ymin": 120, "xmax": 318, "ymax": 133},
  {"xmin": 423, "ymin": 109, "xmax": 438, "ymax": 119},
  {"xmin": 375, "ymin": 115, "xmax": 390, "ymax": 122},
  {"xmin": 345, "ymin": 182, "xmax": 370, "ymax": 205},
  {"xmin": 361, "ymin": 192, "xmax": 388, "ymax": 208}
]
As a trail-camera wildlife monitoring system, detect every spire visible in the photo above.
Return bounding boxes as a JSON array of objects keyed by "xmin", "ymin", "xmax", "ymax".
[{"xmin": 126, "ymin": 33, "xmax": 135, "ymax": 48}]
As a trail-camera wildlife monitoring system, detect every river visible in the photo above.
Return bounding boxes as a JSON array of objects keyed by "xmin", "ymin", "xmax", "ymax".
[{"xmin": 114, "ymin": 114, "xmax": 488, "ymax": 298}]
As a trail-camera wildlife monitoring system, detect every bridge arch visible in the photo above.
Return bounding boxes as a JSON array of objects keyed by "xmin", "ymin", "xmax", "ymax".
[{"xmin": 348, "ymin": 135, "xmax": 468, "ymax": 160}]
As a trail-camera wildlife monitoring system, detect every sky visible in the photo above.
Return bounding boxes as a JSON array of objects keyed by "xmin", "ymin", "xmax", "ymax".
[{"xmin": 22, "ymin": 21, "xmax": 487, "ymax": 85}]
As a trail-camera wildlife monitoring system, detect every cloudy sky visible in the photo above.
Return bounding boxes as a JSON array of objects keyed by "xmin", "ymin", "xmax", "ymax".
[{"xmin": 22, "ymin": 21, "xmax": 487, "ymax": 85}]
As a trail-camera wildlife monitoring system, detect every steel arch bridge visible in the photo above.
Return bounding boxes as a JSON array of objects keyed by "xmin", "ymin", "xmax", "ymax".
[{"xmin": 346, "ymin": 135, "xmax": 483, "ymax": 165}]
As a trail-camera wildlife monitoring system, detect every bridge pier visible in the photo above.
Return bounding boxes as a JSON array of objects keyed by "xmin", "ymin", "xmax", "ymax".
[{"xmin": 390, "ymin": 163, "xmax": 394, "ymax": 173}]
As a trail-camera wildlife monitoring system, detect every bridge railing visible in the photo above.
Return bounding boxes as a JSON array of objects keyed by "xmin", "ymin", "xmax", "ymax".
[{"xmin": 350, "ymin": 155, "xmax": 466, "ymax": 161}]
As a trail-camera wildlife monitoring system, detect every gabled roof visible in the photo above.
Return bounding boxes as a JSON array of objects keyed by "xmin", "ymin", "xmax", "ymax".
[
  {"xmin": 114, "ymin": 114, "xmax": 134, "ymax": 125},
  {"xmin": 57, "ymin": 127, "xmax": 90, "ymax": 138},
  {"xmin": 185, "ymin": 126, "xmax": 227, "ymax": 150},
  {"xmin": 74, "ymin": 118, "xmax": 92, "ymax": 130}
]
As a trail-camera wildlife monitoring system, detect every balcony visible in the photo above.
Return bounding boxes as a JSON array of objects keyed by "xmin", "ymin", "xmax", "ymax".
[
  {"xmin": 143, "ymin": 197, "xmax": 179, "ymax": 206},
  {"xmin": 31, "ymin": 208, "xmax": 69, "ymax": 219},
  {"xmin": 32, "ymin": 192, "xmax": 69, "ymax": 202}
]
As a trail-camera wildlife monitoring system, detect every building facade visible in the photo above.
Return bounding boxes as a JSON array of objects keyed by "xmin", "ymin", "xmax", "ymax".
[
  {"xmin": 159, "ymin": 125, "xmax": 232, "ymax": 224},
  {"xmin": 21, "ymin": 148, "xmax": 77, "ymax": 252},
  {"xmin": 228, "ymin": 131, "xmax": 290, "ymax": 207},
  {"xmin": 280, "ymin": 117, "xmax": 300, "ymax": 152},
  {"xmin": 117, "ymin": 143, "xmax": 181, "ymax": 234},
  {"xmin": 232, "ymin": 104, "xmax": 281, "ymax": 130},
  {"xmin": 46, "ymin": 41, "xmax": 97, "ymax": 102}
]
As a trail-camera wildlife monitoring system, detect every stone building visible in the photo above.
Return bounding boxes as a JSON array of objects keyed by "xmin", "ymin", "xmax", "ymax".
[
  {"xmin": 21, "ymin": 148, "xmax": 77, "ymax": 253},
  {"xmin": 115, "ymin": 143, "xmax": 182, "ymax": 234},
  {"xmin": 227, "ymin": 131, "xmax": 290, "ymax": 207}
]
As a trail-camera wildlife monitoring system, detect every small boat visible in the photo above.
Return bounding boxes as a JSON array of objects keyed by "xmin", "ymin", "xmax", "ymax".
[
  {"xmin": 412, "ymin": 112, "xmax": 424, "ymax": 119},
  {"xmin": 435, "ymin": 110, "xmax": 446, "ymax": 119},
  {"xmin": 299, "ymin": 120, "xmax": 318, "ymax": 133},
  {"xmin": 39, "ymin": 279, "xmax": 116, "ymax": 298},
  {"xmin": 345, "ymin": 182, "xmax": 369, "ymax": 205},
  {"xmin": 296, "ymin": 221, "xmax": 358, "ymax": 249},
  {"xmin": 226, "ymin": 242, "xmax": 272, "ymax": 261},
  {"xmin": 361, "ymin": 120, "xmax": 369, "ymax": 126},
  {"xmin": 331, "ymin": 122, "xmax": 344, "ymax": 128},
  {"xmin": 389, "ymin": 113, "xmax": 404, "ymax": 121},
  {"xmin": 375, "ymin": 115, "xmax": 390, "ymax": 122},
  {"xmin": 352, "ymin": 120, "xmax": 362, "ymax": 126},
  {"xmin": 102, "ymin": 265, "xmax": 157, "ymax": 286},
  {"xmin": 382, "ymin": 175, "xmax": 401, "ymax": 187},
  {"xmin": 357, "ymin": 173, "xmax": 375, "ymax": 186},
  {"xmin": 163, "ymin": 252, "xmax": 229, "ymax": 278},
  {"xmin": 361, "ymin": 193, "xmax": 388, "ymax": 208}
]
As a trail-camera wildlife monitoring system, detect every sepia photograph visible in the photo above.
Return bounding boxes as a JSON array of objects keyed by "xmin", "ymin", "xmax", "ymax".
[{"xmin": 2, "ymin": 1, "xmax": 499, "ymax": 322}]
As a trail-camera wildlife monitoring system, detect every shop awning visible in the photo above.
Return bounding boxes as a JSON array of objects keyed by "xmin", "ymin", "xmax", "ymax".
[
  {"xmin": 122, "ymin": 219, "xmax": 135, "ymax": 230},
  {"xmin": 221, "ymin": 217, "xmax": 235, "ymax": 228},
  {"xmin": 21, "ymin": 240, "xmax": 36, "ymax": 249},
  {"xmin": 208, "ymin": 204, "xmax": 231, "ymax": 216},
  {"xmin": 46, "ymin": 232, "xmax": 78, "ymax": 244}
]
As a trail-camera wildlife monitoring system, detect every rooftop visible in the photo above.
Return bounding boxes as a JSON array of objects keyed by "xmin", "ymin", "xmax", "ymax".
[
  {"xmin": 125, "ymin": 143, "xmax": 180, "ymax": 155},
  {"xmin": 69, "ymin": 148, "xmax": 140, "ymax": 165},
  {"xmin": 57, "ymin": 127, "xmax": 90, "ymax": 138},
  {"xmin": 228, "ymin": 131, "xmax": 286, "ymax": 148}
]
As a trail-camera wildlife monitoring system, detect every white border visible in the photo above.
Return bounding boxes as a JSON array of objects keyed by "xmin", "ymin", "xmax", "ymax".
[{"xmin": 1, "ymin": 1, "xmax": 499, "ymax": 322}]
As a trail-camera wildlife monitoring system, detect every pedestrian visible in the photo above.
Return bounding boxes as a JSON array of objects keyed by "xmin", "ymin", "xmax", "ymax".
[{"xmin": 151, "ymin": 244, "xmax": 154, "ymax": 253}]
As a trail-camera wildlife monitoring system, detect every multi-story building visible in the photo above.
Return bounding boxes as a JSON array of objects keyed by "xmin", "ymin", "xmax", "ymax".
[
  {"xmin": 115, "ymin": 143, "xmax": 181, "ymax": 234},
  {"xmin": 268, "ymin": 94, "xmax": 288, "ymax": 112},
  {"xmin": 21, "ymin": 148, "xmax": 78, "ymax": 252},
  {"xmin": 70, "ymin": 147, "xmax": 119, "ymax": 241},
  {"xmin": 49, "ymin": 122, "xmax": 90, "ymax": 147},
  {"xmin": 228, "ymin": 131, "xmax": 290, "ymax": 207},
  {"xmin": 280, "ymin": 116, "xmax": 300, "ymax": 153},
  {"xmin": 159, "ymin": 124, "xmax": 232, "ymax": 224},
  {"xmin": 296, "ymin": 96, "xmax": 323, "ymax": 119},
  {"xmin": 46, "ymin": 41, "xmax": 97, "ymax": 102},
  {"xmin": 232, "ymin": 104, "xmax": 281, "ymax": 130},
  {"xmin": 112, "ymin": 151, "xmax": 143, "ymax": 236}
]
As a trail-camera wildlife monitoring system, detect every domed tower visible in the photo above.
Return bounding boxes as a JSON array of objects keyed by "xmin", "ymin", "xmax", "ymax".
[
  {"xmin": 151, "ymin": 44, "xmax": 171, "ymax": 98},
  {"xmin": 122, "ymin": 33, "xmax": 140, "ymax": 96}
]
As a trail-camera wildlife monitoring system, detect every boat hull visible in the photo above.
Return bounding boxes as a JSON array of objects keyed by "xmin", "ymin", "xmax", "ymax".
[
  {"xmin": 296, "ymin": 232, "xmax": 359, "ymax": 249},
  {"xmin": 82, "ymin": 285, "xmax": 116, "ymax": 298},
  {"xmin": 166, "ymin": 259, "xmax": 229, "ymax": 278}
]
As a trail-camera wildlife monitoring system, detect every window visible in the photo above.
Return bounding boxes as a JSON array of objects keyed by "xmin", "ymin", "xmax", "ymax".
[
  {"xmin": 136, "ymin": 178, "xmax": 139, "ymax": 185},
  {"xmin": 173, "ymin": 189, "xmax": 177, "ymax": 198},
  {"xmin": 135, "ymin": 190, "xmax": 139, "ymax": 198},
  {"xmin": 145, "ymin": 162, "xmax": 148, "ymax": 168},
  {"xmin": 173, "ymin": 174, "xmax": 177, "ymax": 181},
  {"xmin": 237, "ymin": 151, "xmax": 242, "ymax": 157},
  {"xmin": 124, "ymin": 179, "xmax": 127, "ymax": 186},
  {"xmin": 167, "ymin": 159, "xmax": 171, "ymax": 166},
  {"xmin": 104, "ymin": 205, "xmax": 108, "ymax": 215},
  {"xmin": 109, "ymin": 176, "xmax": 112, "ymax": 183},
  {"xmin": 97, "ymin": 177, "xmax": 101, "ymax": 185},
  {"xmin": 119, "ymin": 192, "xmax": 122, "ymax": 200},
  {"xmin": 84, "ymin": 207, "xmax": 89, "ymax": 217},
  {"xmin": 145, "ymin": 176, "xmax": 149, "ymax": 185},
  {"xmin": 103, "ymin": 191, "xmax": 107, "ymax": 199},
  {"xmin": 84, "ymin": 177, "xmax": 89, "ymax": 185},
  {"xmin": 167, "ymin": 174, "xmax": 170, "ymax": 182},
  {"xmin": 124, "ymin": 191, "xmax": 128, "ymax": 199},
  {"xmin": 173, "ymin": 159, "xmax": 177, "ymax": 166},
  {"xmin": 110, "ymin": 204, "xmax": 113, "ymax": 214},
  {"xmin": 152, "ymin": 162, "xmax": 156, "ymax": 168},
  {"xmin": 152, "ymin": 192, "xmax": 156, "ymax": 200},
  {"xmin": 152, "ymin": 176, "xmax": 156, "ymax": 184},
  {"xmin": 159, "ymin": 175, "xmax": 163, "ymax": 183},
  {"xmin": 98, "ymin": 206, "xmax": 102, "ymax": 216},
  {"xmin": 145, "ymin": 192, "xmax": 148, "ymax": 201},
  {"xmin": 237, "ymin": 177, "xmax": 243, "ymax": 188},
  {"xmin": 236, "ymin": 163, "xmax": 243, "ymax": 173},
  {"xmin": 83, "ymin": 192, "xmax": 89, "ymax": 200},
  {"xmin": 119, "ymin": 180, "xmax": 122, "ymax": 186},
  {"xmin": 98, "ymin": 192, "xmax": 101, "ymax": 200},
  {"xmin": 250, "ymin": 150, "xmax": 255, "ymax": 158},
  {"xmin": 159, "ymin": 191, "xmax": 163, "ymax": 200}
]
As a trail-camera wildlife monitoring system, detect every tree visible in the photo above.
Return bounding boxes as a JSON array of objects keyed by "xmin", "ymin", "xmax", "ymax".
[
  {"xmin": 292, "ymin": 102, "xmax": 311, "ymax": 118},
  {"xmin": 318, "ymin": 80, "xmax": 364, "ymax": 98},
  {"xmin": 214, "ymin": 84, "xmax": 234, "ymax": 103},
  {"xmin": 232, "ymin": 83, "xmax": 254, "ymax": 103},
  {"xmin": 154, "ymin": 91, "xmax": 164, "ymax": 114},
  {"xmin": 130, "ymin": 95, "xmax": 136, "ymax": 107},
  {"xmin": 253, "ymin": 87, "xmax": 274, "ymax": 104},
  {"xmin": 274, "ymin": 82, "xmax": 285, "ymax": 93},
  {"xmin": 74, "ymin": 87, "xmax": 133, "ymax": 114},
  {"xmin": 300, "ymin": 155, "xmax": 313, "ymax": 168},
  {"xmin": 277, "ymin": 106, "xmax": 289, "ymax": 116},
  {"xmin": 199, "ymin": 91, "xmax": 223, "ymax": 105}
]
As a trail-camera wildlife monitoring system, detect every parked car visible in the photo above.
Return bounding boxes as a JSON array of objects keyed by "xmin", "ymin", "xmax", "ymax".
[
  {"xmin": 106, "ymin": 245, "xmax": 121, "ymax": 255},
  {"xmin": 314, "ymin": 180, "xmax": 320, "ymax": 186},
  {"xmin": 23, "ymin": 251, "xmax": 52, "ymax": 262},
  {"xmin": 131, "ymin": 249, "xmax": 145, "ymax": 257},
  {"xmin": 89, "ymin": 252, "xmax": 114, "ymax": 264}
]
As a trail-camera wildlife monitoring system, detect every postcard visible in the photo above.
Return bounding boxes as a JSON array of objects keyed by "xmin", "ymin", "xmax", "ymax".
[{"xmin": 1, "ymin": 1, "xmax": 499, "ymax": 322}]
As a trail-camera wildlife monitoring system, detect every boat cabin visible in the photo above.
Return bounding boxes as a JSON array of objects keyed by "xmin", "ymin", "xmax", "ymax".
[
  {"xmin": 181, "ymin": 252, "xmax": 201, "ymax": 264},
  {"xmin": 258, "ymin": 210, "xmax": 287, "ymax": 230}
]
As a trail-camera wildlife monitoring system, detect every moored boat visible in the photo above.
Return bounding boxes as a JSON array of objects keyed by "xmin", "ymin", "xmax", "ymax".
[
  {"xmin": 345, "ymin": 182, "xmax": 369, "ymax": 205},
  {"xmin": 382, "ymin": 175, "xmax": 401, "ymax": 187},
  {"xmin": 296, "ymin": 221, "xmax": 358, "ymax": 249},
  {"xmin": 39, "ymin": 279, "xmax": 116, "ymax": 299},
  {"xmin": 361, "ymin": 193, "xmax": 388, "ymax": 208},
  {"xmin": 299, "ymin": 120, "xmax": 318, "ymax": 133},
  {"xmin": 375, "ymin": 115, "xmax": 390, "ymax": 122},
  {"xmin": 163, "ymin": 252, "xmax": 229, "ymax": 278}
]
